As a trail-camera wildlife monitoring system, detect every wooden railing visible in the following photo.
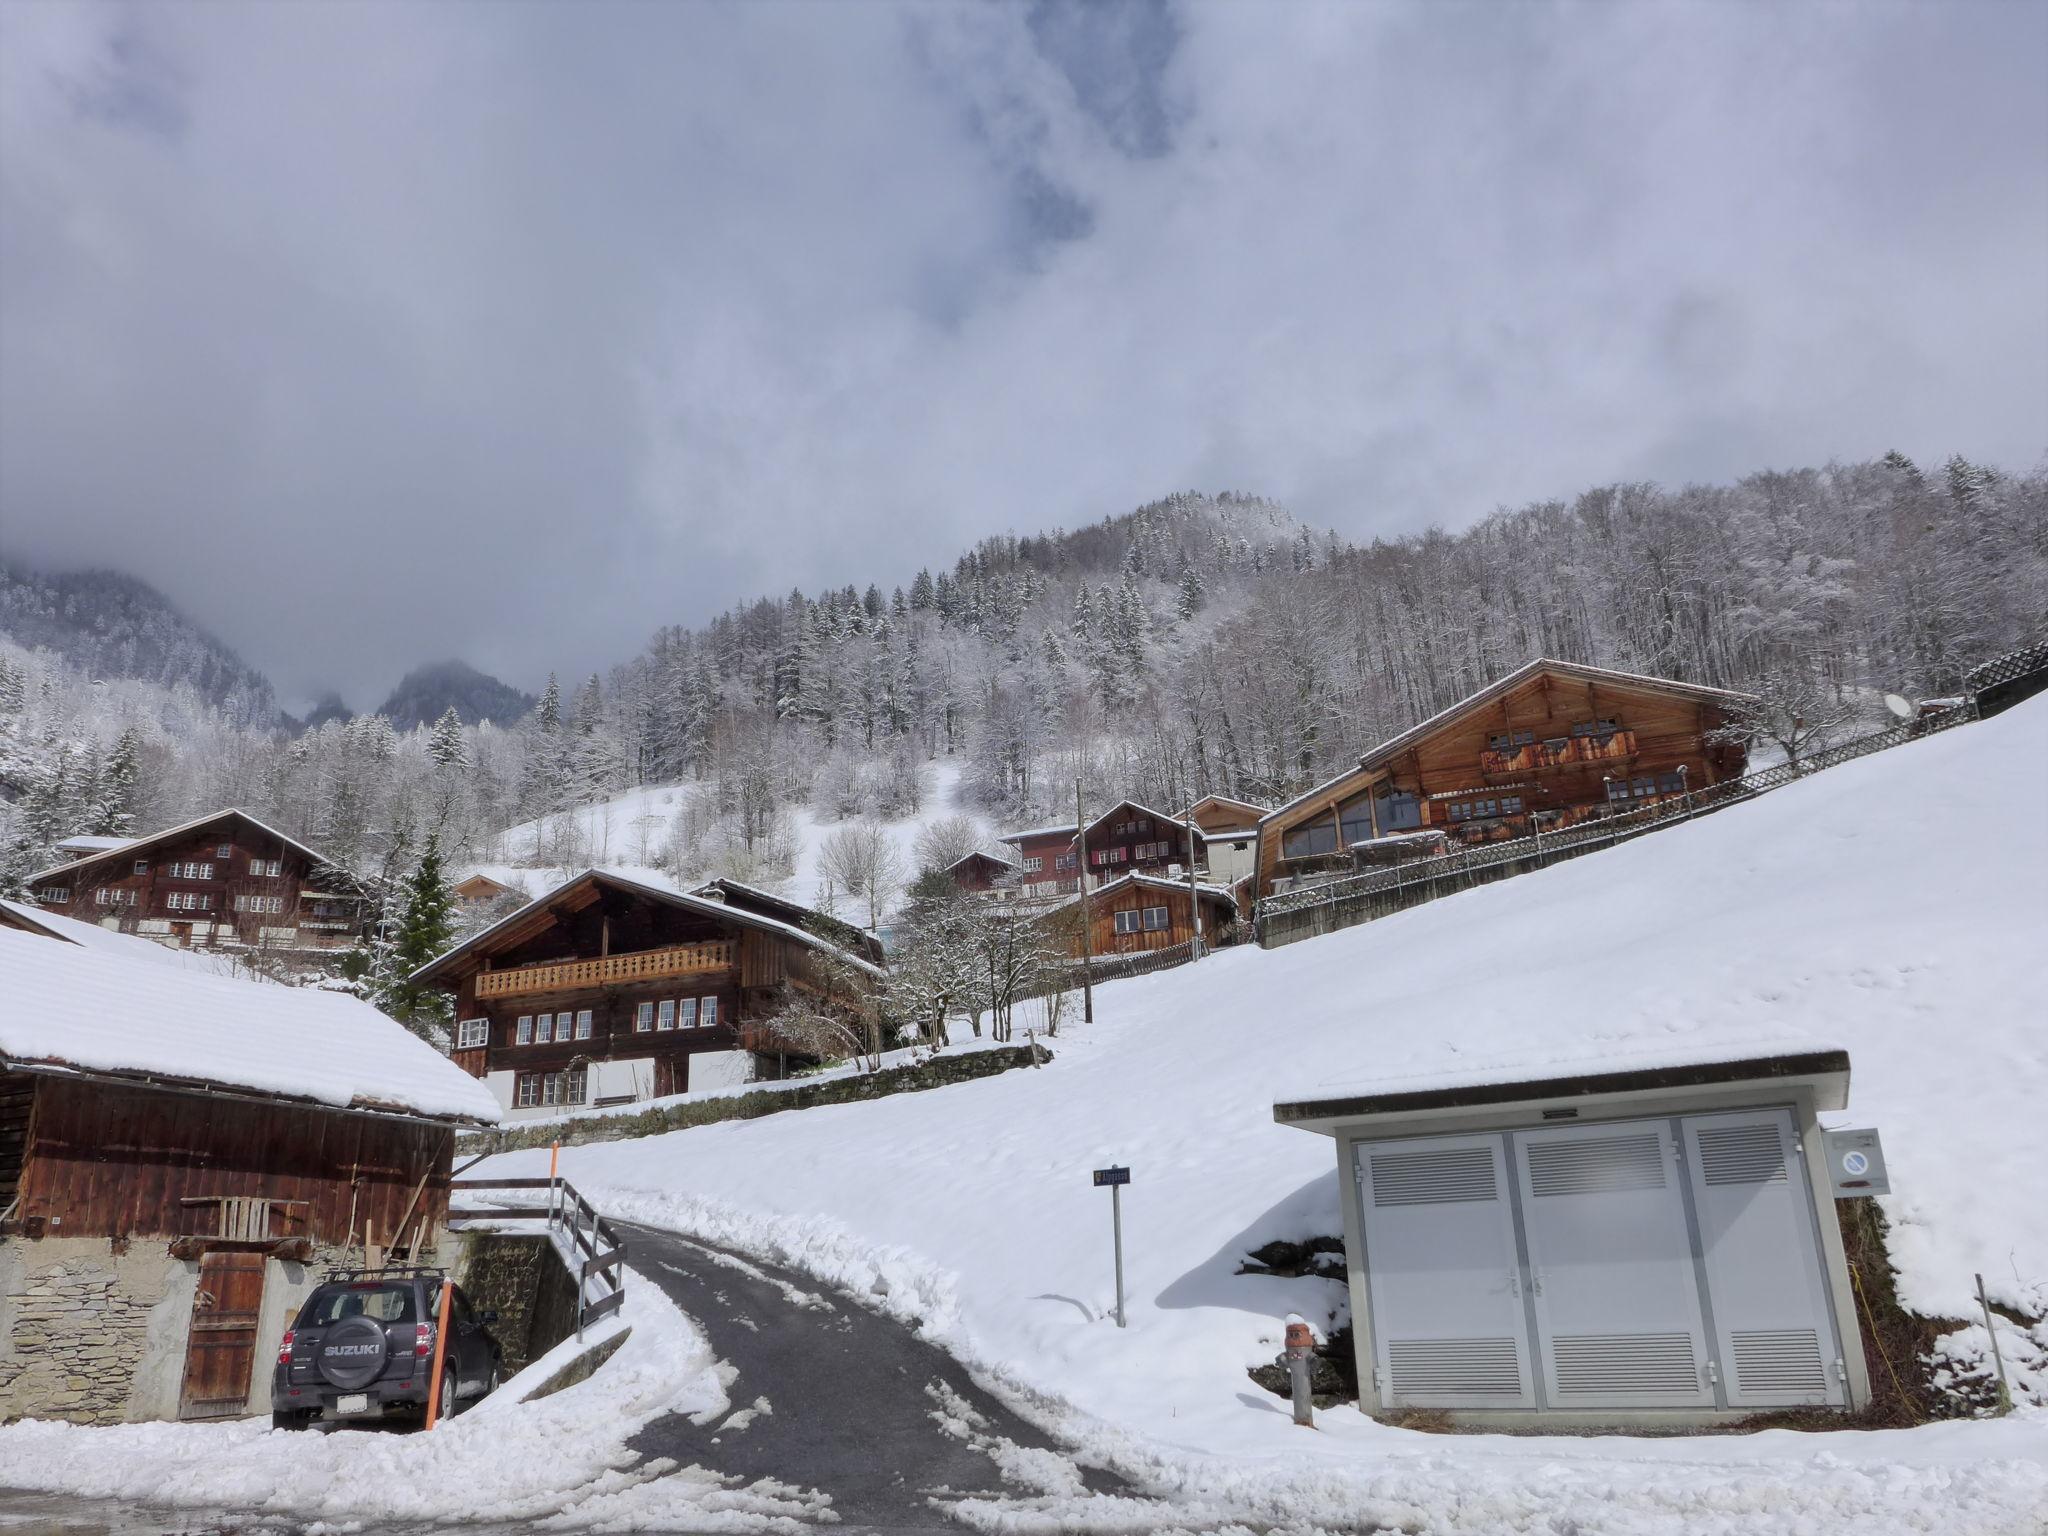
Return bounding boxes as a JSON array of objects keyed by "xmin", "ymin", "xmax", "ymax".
[
  {"xmin": 476, "ymin": 941, "xmax": 735, "ymax": 998},
  {"xmin": 1479, "ymin": 729, "xmax": 1638, "ymax": 778},
  {"xmin": 450, "ymin": 1175, "xmax": 625, "ymax": 1334}
]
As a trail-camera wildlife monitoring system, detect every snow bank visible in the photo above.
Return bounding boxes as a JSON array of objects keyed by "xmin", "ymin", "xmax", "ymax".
[
  {"xmin": 0, "ymin": 922, "xmax": 501, "ymax": 1124},
  {"xmin": 0, "ymin": 1268, "xmax": 832, "ymax": 1531},
  {"xmin": 474, "ymin": 698, "xmax": 2048, "ymax": 1529}
]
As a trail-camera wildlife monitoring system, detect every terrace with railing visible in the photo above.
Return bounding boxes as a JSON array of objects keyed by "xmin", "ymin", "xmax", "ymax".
[
  {"xmin": 475, "ymin": 940, "xmax": 735, "ymax": 999},
  {"xmin": 1479, "ymin": 728, "xmax": 1639, "ymax": 778}
]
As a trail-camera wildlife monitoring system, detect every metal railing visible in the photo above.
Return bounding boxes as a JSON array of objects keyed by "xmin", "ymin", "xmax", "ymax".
[
  {"xmin": 449, "ymin": 1173, "xmax": 626, "ymax": 1333},
  {"xmin": 1258, "ymin": 698, "xmax": 1984, "ymax": 945},
  {"xmin": 475, "ymin": 941, "xmax": 734, "ymax": 999}
]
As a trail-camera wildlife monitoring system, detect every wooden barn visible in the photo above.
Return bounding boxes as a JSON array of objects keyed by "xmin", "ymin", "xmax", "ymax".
[
  {"xmin": 1254, "ymin": 661, "xmax": 1751, "ymax": 900},
  {"xmin": 1047, "ymin": 871, "xmax": 1237, "ymax": 960},
  {"xmin": 0, "ymin": 903, "xmax": 497, "ymax": 1425},
  {"xmin": 24, "ymin": 808, "xmax": 372, "ymax": 962},
  {"xmin": 413, "ymin": 869, "xmax": 887, "ymax": 1115},
  {"xmin": 943, "ymin": 848, "xmax": 1023, "ymax": 899}
]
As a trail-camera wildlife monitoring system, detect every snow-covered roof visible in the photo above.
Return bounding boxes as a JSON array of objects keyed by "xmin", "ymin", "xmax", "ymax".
[
  {"xmin": 944, "ymin": 846, "xmax": 1020, "ymax": 872},
  {"xmin": 1078, "ymin": 798, "xmax": 1188, "ymax": 841},
  {"xmin": 0, "ymin": 897, "xmax": 228, "ymax": 971},
  {"xmin": 1357, "ymin": 657, "xmax": 1754, "ymax": 774},
  {"xmin": 29, "ymin": 806, "xmax": 352, "ymax": 887},
  {"xmin": 412, "ymin": 867, "xmax": 888, "ymax": 986},
  {"xmin": 54, "ymin": 834, "xmax": 134, "ymax": 855},
  {"xmin": 1179, "ymin": 793, "xmax": 1270, "ymax": 824},
  {"xmin": 1274, "ymin": 1034, "xmax": 1850, "ymax": 1131},
  {"xmin": 1046, "ymin": 870, "xmax": 1238, "ymax": 915},
  {"xmin": 0, "ymin": 923, "xmax": 501, "ymax": 1125},
  {"xmin": 996, "ymin": 822, "xmax": 1078, "ymax": 843}
]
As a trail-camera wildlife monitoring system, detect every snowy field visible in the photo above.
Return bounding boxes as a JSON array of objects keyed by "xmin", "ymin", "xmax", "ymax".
[
  {"xmin": 462, "ymin": 697, "xmax": 2048, "ymax": 1532},
  {"xmin": 486, "ymin": 757, "xmax": 995, "ymax": 917},
  {"xmin": 0, "ymin": 1267, "xmax": 838, "ymax": 1531}
]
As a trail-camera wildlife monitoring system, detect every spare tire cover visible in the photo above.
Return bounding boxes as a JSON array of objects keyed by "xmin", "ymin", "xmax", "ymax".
[{"xmin": 315, "ymin": 1315, "xmax": 390, "ymax": 1389}]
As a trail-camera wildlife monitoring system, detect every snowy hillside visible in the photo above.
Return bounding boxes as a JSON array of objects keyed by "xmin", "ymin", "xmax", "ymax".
[
  {"xmin": 482, "ymin": 698, "xmax": 2048, "ymax": 1530},
  {"xmin": 487, "ymin": 757, "xmax": 994, "ymax": 918}
]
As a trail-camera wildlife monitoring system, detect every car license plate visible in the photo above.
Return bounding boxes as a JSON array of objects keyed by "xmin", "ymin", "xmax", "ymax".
[{"xmin": 335, "ymin": 1393, "xmax": 371, "ymax": 1416}]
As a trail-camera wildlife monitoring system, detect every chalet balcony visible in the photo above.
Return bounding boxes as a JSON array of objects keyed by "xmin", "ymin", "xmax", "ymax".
[
  {"xmin": 475, "ymin": 940, "xmax": 736, "ymax": 999},
  {"xmin": 1480, "ymin": 729, "xmax": 1638, "ymax": 778}
]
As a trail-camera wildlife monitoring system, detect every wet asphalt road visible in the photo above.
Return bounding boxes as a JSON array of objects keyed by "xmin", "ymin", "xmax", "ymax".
[{"xmin": 620, "ymin": 1219, "xmax": 1134, "ymax": 1533}]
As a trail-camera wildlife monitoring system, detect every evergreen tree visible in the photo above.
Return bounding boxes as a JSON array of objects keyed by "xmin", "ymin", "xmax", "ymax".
[
  {"xmin": 909, "ymin": 569, "xmax": 936, "ymax": 610},
  {"xmin": 376, "ymin": 834, "xmax": 458, "ymax": 1044},
  {"xmin": 428, "ymin": 706, "xmax": 470, "ymax": 770},
  {"xmin": 96, "ymin": 727, "xmax": 143, "ymax": 836}
]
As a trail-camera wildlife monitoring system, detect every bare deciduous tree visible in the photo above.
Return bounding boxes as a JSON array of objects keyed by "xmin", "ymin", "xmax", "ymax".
[{"xmin": 818, "ymin": 818, "xmax": 904, "ymax": 932}]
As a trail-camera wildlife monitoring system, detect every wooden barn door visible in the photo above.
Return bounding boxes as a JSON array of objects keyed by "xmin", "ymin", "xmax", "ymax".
[{"xmin": 179, "ymin": 1252, "xmax": 267, "ymax": 1419}]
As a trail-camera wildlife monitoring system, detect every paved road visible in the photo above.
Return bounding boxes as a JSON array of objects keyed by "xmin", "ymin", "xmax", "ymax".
[{"xmin": 621, "ymin": 1220, "xmax": 1139, "ymax": 1533}]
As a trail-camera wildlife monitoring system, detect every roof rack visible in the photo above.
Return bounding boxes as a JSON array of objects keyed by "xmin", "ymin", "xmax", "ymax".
[{"xmin": 324, "ymin": 1265, "xmax": 448, "ymax": 1282}]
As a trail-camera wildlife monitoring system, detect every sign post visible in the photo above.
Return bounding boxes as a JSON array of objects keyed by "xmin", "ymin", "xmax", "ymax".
[{"xmin": 1092, "ymin": 1166, "xmax": 1130, "ymax": 1328}]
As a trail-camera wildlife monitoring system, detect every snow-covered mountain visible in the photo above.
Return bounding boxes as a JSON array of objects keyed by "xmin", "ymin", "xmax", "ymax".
[{"xmin": 376, "ymin": 660, "xmax": 537, "ymax": 730}]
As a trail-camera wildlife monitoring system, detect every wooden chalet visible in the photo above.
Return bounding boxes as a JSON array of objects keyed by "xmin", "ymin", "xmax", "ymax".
[
  {"xmin": 452, "ymin": 871, "xmax": 528, "ymax": 915},
  {"xmin": 995, "ymin": 822, "xmax": 1081, "ymax": 899},
  {"xmin": 1254, "ymin": 659, "xmax": 1751, "ymax": 899},
  {"xmin": 0, "ymin": 905, "xmax": 497, "ymax": 1425},
  {"xmin": 414, "ymin": 869, "xmax": 886, "ymax": 1117},
  {"xmin": 943, "ymin": 847, "xmax": 1023, "ymax": 899},
  {"xmin": 1181, "ymin": 794, "xmax": 1269, "ymax": 835},
  {"xmin": 25, "ymin": 808, "xmax": 371, "ymax": 960},
  {"xmin": 1075, "ymin": 799, "xmax": 1201, "ymax": 889},
  {"xmin": 1047, "ymin": 871, "xmax": 1237, "ymax": 960}
]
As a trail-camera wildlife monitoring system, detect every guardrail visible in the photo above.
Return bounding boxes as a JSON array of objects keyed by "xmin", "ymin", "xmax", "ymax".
[
  {"xmin": 449, "ymin": 1173, "xmax": 626, "ymax": 1333},
  {"xmin": 1257, "ymin": 696, "xmax": 1986, "ymax": 948}
]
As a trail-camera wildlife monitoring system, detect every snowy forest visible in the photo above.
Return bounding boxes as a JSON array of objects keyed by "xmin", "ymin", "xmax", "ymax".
[{"xmin": 3, "ymin": 450, "xmax": 2043, "ymax": 903}]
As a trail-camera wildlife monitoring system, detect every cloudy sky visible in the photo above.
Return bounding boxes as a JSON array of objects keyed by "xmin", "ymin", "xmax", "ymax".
[{"xmin": 1, "ymin": 0, "xmax": 2043, "ymax": 708}]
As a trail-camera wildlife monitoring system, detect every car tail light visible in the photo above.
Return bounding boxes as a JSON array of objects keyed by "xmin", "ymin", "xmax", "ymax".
[
  {"xmin": 277, "ymin": 1330, "xmax": 295, "ymax": 1365},
  {"xmin": 415, "ymin": 1324, "xmax": 434, "ymax": 1357}
]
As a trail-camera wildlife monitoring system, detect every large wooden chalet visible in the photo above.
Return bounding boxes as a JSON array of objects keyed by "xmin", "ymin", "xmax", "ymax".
[
  {"xmin": 25, "ymin": 808, "xmax": 371, "ymax": 959},
  {"xmin": 0, "ymin": 901, "xmax": 497, "ymax": 1425},
  {"xmin": 414, "ymin": 870, "xmax": 886, "ymax": 1118},
  {"xmin": 1047, "ymin": 870, "xmax": 1237, "ymax": 960},
  {"xmin": 1254, "ymin": 659, "xmax": 1751, "ymax": 899}
]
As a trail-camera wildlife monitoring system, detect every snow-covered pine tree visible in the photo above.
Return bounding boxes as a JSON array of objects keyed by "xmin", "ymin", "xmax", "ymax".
[{"xmin": 374, "ymin": 833, "xmax": 459, "ymax": 1045}]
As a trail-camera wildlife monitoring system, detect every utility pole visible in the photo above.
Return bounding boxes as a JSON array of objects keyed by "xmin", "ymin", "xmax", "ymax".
[
  {"xmin": 1076, "ymin": 778, "xmax": 1094, "ymax": 1023},
  {"xmin": 1185, "ymin": 807, "xmax": 1204, "ymax": 959}
]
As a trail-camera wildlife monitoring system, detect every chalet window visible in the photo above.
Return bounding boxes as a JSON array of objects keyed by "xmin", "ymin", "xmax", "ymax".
[
  {"xmin": 169, "ymin": 861, "xmax": 214, "ymax": 880},
  {"xmin": 1656, "ymin": 770, "xmax": 1688, "ymax": 794},
  {"xmin": 535, "ymin": 1013, "xmax": 554, "ymax": 1043},
  {"xmin": 1500, "ymin": 795, "xmax": 1525, "ymax": 815},
  {"xmin": 1488, "ymin": 729, "xmax": 1535, "ymax": 751},
  {"xmin": 516, "ymin": 1015, "xmax": 534, "ymax": 1044},
  {"xmin": 1375, "ymin": 790, "xmax": 1422, "ymax": 831},
  {"xmin": 1572, "ymin": 719, "xmax": 1619, "ymax": 739},
  {"xmin": 701, "ymin": 996, "xmax": 718, "ymax": 1028},
  {"xmin": 679, "ymin": 998, "xmax": 699, "ymax": 1028},
  {"xmin": 538, "ymin": 1069, "xmax": 587, "ymax": 1107},
  {"xmin": 133, "ymin": 860, "xmax": 149, "ymax": 875},
  {"xmin": 1113, "ymin": 910, "xmax": 1142, "ymax": 935},
  {"xmin": 575, "ymin": 1009, "xmax": 593, "ymax": 1041},
  {"xmin": 1093, "ymin": 847, "xmax": 1127, "ymax": 867},
  {"xmin": 1023, "ymin": 856, "xmax": 1043, "ymax": 872},
  {"xmin": 657, "ymin": 1000, "xmax": 676, "ymax": 1031},
  {"xmin": 635, "ymin": 1002, "xmax": 654, "ymax": 1032},
  {"xmin": 37, "ymin": 887, "xmax": 69, "ymax": 904},
  {"xmin": 516, "ymin": 1075, "xmax": 540, "ymax": 1107},
  {"xmin": 457, "ymin": 1017, "xmax": 490, "ymax": 1050},
  {"xmin": 215, "ymin": 843, "xmax": 233, "ymax": 859},
  {"xmin": 166, "ymin": 891, "xmax": 213, "ymax": 911},
  {"xmin": 1281, "ymin": 821, "xmax": 1339, "ymax": 860},
  {"xmin": 95, "ymin": 888, "xmax": 137, "ymax": 906},
  {"xmin": 1142, "ymin": 905, "xmax": 1170, "ymax": 932},
  {"xmin": 248, "ymin": 857, "xmax": 283, "ymax": 878},
  {"xmin": 1336, "ymin": 793, "xmax": 1375, "ymax": 846},
  {"xmin": 234, "ymin": 894, "xmax": 285, "ymax": 913},
  {"xmin": 1055, "ymin": 853, "xmax": 1076, "ymax": 871}
]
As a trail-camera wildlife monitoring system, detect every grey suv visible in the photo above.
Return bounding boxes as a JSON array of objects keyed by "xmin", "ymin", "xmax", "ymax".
[{"xmin": 271, "ymin": 1270, "xmax": 502, "ymax": 1430}]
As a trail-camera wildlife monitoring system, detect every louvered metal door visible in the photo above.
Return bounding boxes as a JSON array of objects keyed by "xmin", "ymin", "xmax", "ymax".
[
  {"xmin": 1681, "ymin": 1110, "xmax": 1845, "ymax": 1407},
  {"xmin": 1356, "ymin": 1134, "xmax": 1535, "ymax": 1409},
  {"xmin": 1512, "ymin": 1121, "xmax": 1715, "ymax": 1408}
]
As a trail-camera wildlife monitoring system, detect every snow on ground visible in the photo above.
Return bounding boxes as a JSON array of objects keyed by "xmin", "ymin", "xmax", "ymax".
[
  {"xmin": 0, "ymin": 1267, "xmax": 835, "ymax": 1532},
  {"xmin": 489, "ymin": 758, "xmax": 994, "ymax": 917},
  {"xmin": 0, "ymin": 920, "xmax": 501, "ymax": 1124},
  {"xmin": 474, "ymin": 698, "xmax": 2048, "ymax": 1533}
]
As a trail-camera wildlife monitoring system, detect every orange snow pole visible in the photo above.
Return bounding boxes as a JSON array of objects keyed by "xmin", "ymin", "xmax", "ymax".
[{"xmin": 425, "ymin": 1279, "xmax": 454, "ymax": 1428}]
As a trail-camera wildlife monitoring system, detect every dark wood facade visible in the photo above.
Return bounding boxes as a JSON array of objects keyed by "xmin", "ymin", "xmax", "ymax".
[
  {"xmin": 1255, "ymin": 661, "xmax": 1750, "ymax": 899},
  {"xmin": 945, "ymin": 850, "xmax": 1020, "ymax": 896},
  {"xmin": 2, "ymin": 1072, "xmax": 456, "ymax": 1253},
  {"xmin": 1054, "ymin": 873, "xmax": 1236, "ymax": 959},
  {"xmin": 422, "ymin": 871, "xmax": 880, "ymax": 1111},
  {"xmin": 998, "ymin": 824, "xmax": 1081, "ymax": 898},
  {"xmin": 25, "ymin": 809, "xmax": 369, "ymax": 957},
  {"xmin": 1077, "ymin": 800, "xmax": 1200, "ymax": 886},
  {"xmin": 1181, "ymin": 795, "xmax": 1269, "ymax": 835}
]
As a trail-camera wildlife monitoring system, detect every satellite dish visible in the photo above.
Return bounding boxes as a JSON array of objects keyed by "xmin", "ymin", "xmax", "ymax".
[{"xmin": 1883, "ymin": 693, "xmax": 1914, "ymax": 720}]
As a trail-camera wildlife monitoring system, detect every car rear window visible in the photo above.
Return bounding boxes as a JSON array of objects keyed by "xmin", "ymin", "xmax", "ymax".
[{"xmin": 301, "ymin": 1284, "xmax": 418, "ymax": 1326}]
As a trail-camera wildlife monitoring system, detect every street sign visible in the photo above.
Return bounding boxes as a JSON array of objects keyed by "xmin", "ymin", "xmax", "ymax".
[
  {"xmin": 1822, "ymin": 1128, "xmax": 1890, "ymax": 1197},
  {"xmin": 1092, "ymin": 1166, "xmax": 1130, "ymax": 1187},
  {"xmin": 1092, "ymin": 1167, "xmax": 1131, "ymax": 1326}
]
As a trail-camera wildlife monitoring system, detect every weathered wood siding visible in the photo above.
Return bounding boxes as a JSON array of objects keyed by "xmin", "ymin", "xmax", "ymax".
[
  {"xmin": 7, "ymin": 1074, "xmax": 452, "ymax": 1246},
  {"xmin": 1071, "ymin": 884, "xmax": 1230, "ymax": 958}
]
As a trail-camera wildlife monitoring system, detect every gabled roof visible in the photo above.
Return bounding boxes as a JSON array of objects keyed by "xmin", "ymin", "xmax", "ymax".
[
  {"xmin": 0, "ymin": 923, "xmax": 500, "ymax": 1126},
  {"xmin": 944, "ymin": 847, "xmax": 1020, "ymax": 874},
  {"xmin": 412, "ymin": 867, "xmax": 887, "ymax": 987},
  {"xmin": 691, "ymin": 875, "xmax": 886, "ymax": 964},
  {"xmin": 54, "ymin": 834, "xmax": 135, "ymax": 856},
  {"xmin": 1048, "ymin": 869, "xmax": 1238, "ymax": 916},
  {"xmin": 996, "ymin": 822, "xmax": 1078, "ymax": 844},
  {"xmin": 1357, "ymin": 658, "xmax": 1753, "ymax": 774},
  {"xmin": 1180, "ymin": 793, "xmax": 1270, "ymax": 825},
  {"xmin": 1077, "ymin": 798, "xmax": 1187, "ymax": 842},
  {"xmin": 0, "ymin": 896, "xmax": 229, "ymax": 971},
  {"xmin": 29, "ymin": 807, "xmax": 356, "ymax": 888}
]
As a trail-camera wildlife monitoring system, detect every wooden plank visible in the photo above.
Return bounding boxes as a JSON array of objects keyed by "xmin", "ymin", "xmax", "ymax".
[{"xmin": 582, "ymin": 1289, "xmax": 626, "ymax": 1322}]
